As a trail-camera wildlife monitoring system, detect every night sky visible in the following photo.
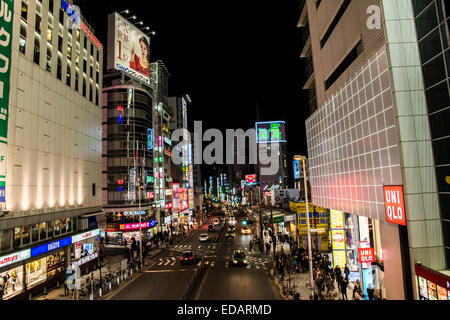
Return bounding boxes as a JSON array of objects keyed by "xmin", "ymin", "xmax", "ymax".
[{"xmin": 75, "ymin": 0, "xmax": 308, "ymax": 184}]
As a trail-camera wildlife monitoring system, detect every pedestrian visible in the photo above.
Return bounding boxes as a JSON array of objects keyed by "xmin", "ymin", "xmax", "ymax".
[
  {"xmin": 123, "ymin": 239, "xmax": 127, "ymax": 248},
  {"xmin": 367, "ymin": 283, "xmax": 375, "ymax": 300},
  {"xmin": 340, "ymin": 278, "xmax": 348, "ymax": 300},
  {"xmin": 354, "ymin": 279, "xmax": 364, "ymax": 298},
  {"xmin": 64, "ymin": 278, "xmax": 69, "ymax": 296},
  {"xmin": 330, "ymin": 267, "xmax": 336, "ymax": 290},
  {"xmin": 266, "ymin": 242, "xmax": 271, "ymax": 254},
  {"xmin": 344, "ymin": 264, "xmax": 350, "ymax": 280},
  {"xmin": 353, "ymin": 285, "xmax": 362, "ymax": 300},
  {"xmin": 249, "ymin": 239, "xmax": 253, "ymax": 252},
  {"xmin": 334, "ymin": 265, "xmax": 342, "ymax": 279}
]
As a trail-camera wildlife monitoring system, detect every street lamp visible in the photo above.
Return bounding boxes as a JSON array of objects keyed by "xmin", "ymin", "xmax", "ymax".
[
  {"xmin": 138, "ymin": 186, "xmax": 144, "ymax": 268},
  {"xmin": 120, "ymin": 9, "xmax": 130, "ymax": 14},
  {"xmin": 294, "ymin": 155, "xmax": 314, "ymax": 300}
]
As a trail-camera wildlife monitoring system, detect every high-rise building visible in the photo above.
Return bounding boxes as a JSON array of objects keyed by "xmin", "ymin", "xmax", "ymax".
[
  {"xmin": 0, "ymin": 0, "xmax": 103, "ymax": 299},
  {"xmin": 300, "ymin": 0, "xmax": 450, "ymax": 300},
  {"xmin": 256, "ymin": 121, "xmax": 288, "ymax": 190}
]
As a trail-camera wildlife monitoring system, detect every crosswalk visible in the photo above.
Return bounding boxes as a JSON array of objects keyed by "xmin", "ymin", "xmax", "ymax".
[
  {"xmin": 154, "ymin": 256, "xmax": 269, "ymax": 270},
  {"xmin": 172, "ymin": 244, "xmax": 217, "ymax": 250}
]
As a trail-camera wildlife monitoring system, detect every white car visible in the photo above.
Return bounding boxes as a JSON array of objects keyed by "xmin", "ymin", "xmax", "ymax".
[
  {"xmin": 199, "ymin": 233, "xmax": 209, "ymax": 242},
  {"xmin": 213, "ymin": 219, "xmax": 220, "ymax": 225},
  {"xmin": 241, "ymin": 227, "xmax": 252, "ymax": 235}
]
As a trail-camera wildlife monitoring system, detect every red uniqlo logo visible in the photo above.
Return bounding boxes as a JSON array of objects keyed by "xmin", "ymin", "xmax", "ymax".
[
  {"xmin": 358, "ymin": 248, "xmax": 375, "ymax": 263},
  {"xmin": 383, "ymin": 185, "xmax": 406, "ymax": 226}
]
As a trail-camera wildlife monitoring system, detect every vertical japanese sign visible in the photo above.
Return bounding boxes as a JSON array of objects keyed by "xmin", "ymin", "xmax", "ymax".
[
  {"xmin": 383, "ymin": 185, "xmax": 406, "ymax": 226},
  {"xmin": 0, "ymin": 0, "xmax": 13, "ymax": 203},
  {"xmin": 172, "ymin": 183, "xmax": 180, "ymax": 213}
]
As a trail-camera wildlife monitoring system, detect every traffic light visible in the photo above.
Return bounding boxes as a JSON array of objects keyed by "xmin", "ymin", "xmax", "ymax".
[{"xmin": 242, "ymin": 220, "xmax": 247, "ymax": 226}]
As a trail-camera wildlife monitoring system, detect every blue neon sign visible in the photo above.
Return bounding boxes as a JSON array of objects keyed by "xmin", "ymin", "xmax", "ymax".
[
  {"xmin": 147, "ymin": 128, "xmax": 153, "ymax": 150},
  {"xmin": 31, "ymin": 237, "xmax": 72, "ymax": 257},
  {"xmin": 293, "ymin": 160, "xmax": 301, "ymax": 180}
]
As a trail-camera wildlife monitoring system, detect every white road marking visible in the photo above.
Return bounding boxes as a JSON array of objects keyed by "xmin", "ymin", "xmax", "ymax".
[
  {"xmin": 212, "ymin": 246, "xmax": 216, "ymax": 249},
  {"xmin": 145, "ymin": 269, "xmax": 190, "ymax": 273},
  {"xmin": 171, "ymin": 257, "xmax": 176, "ymax": 260},
  {"xmin": 164, "ymin": 260, "xmax": 171, "ymax": 265},
  {"xmin": 157, "ymin": 261, "xmax": 163, "ymax": 266},
  {"xmin": 210, "ymin": 262, "xmax": 215, "ymax": 267},
  {"xmin": 198, "ymin": 245, "xmax": 202, "ymax": 249},
  {"xmin": 170, "ymin": 261, "xmax": 176, "ymax": 266},
  {"xmin": 256, "ymin": 265, "xmax": 260, "ymax": 269}
]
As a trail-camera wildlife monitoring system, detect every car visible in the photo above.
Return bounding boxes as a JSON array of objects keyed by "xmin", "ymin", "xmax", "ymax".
[
  {"xmin": 226, "ymin": 230, "xmax": 235, "ymax": 238},
  {"xmin": 232, "ymin": 250, "xmax": 248, "ymax": 266},
  {"xmin": 228, "ymin": 225, "xmax": 235, "ymax": 232},
  {"xmin": 241, "ymin": 227, "xmax": 251, "ymax": 235},
  {"xmin": 213, "ymin": 218, "xmax": 220, "ymax": 226},
  {"xmin": 229, "ymin": 216, "xmax": 236, "ymax": 222},
  {"xmin": 199, "ymin": 233, "xmax": 209, "ymax": 242},
  {"xmin": 180, "ymin": 251, "xmax": 199, "ymax": 265},
  {"xmin": 208, "ymin": 225, "xmax": 216, "ymax": 233}
]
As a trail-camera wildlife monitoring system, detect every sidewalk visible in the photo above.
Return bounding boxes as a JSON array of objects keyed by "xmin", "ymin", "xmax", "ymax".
[
  {"xmin": 255, "ymin": 218, "xmax": 357, "ymax": 300},
  {"xmin": 34, "ymin": 247, "xmax": 163, "ymax": 300}
]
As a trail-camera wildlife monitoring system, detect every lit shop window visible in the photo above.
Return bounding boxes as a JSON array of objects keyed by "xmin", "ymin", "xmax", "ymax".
[
  {"xmin": 21, "ymin": 226, "xmax": 30, "ymax": 245},
  {"xmin": 39, "ymin": 222, "xmax": 46, "ymax": 241},
  {"xmin": 14, "ymin": 227, "xmax": 21, "ymax": 248},
  {"xmin": 31, "ymin": 224, "xmax": 39, "ymax": 242},
  {"xmin": 47, "ymin": 14, "xmax": 53, "ymax": 43}
]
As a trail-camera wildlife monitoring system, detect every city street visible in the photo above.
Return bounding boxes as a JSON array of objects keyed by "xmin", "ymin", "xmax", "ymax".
[{"xmin": 108, "ymin": 217, "xmax": 281, "ymax": 300}]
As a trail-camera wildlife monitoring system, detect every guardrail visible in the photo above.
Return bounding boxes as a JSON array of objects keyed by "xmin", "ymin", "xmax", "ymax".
[{"xmin": 181, "ymin": 257, "xmax": 208, "ymax": 300}]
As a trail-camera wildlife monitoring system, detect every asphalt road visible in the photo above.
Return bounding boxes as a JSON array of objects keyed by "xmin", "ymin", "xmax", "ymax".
[{"xmin": 108, "ymin": 214, "xmax": 281, "ymax": 300}]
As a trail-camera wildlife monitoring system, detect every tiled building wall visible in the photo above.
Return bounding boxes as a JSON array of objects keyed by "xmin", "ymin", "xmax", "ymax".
[{"xmin": 306, "ymin": 47, "xmax": 401, "ymax": 221}]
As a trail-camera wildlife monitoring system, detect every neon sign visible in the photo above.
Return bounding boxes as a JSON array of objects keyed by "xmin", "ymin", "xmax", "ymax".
[
  {"xmin": 81, "ymin": 21, "xmax": 102, "ymax": 50},
  {"xmin": 61, "ymin": 0, "xmax": 79, "ymax": 26},
  {"xmin": 147, "ymin": 128, "xmax": 153, "ymax": 150},
  {"xmin": 256, "ymin": 121, "xmax": 287, "ymax": 144}
]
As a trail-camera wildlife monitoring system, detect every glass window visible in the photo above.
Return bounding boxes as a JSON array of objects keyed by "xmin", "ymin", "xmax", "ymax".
[
  {"xmin": 72, "ymin": 217, "xmax": 78, "ymax": 231},
  {"xmin": 35, "ymin": 14, "xmax": 42, "ymax": 34},
  {"xmin": 415, "ymin": 3, "xmax": 438, "ymax": 40},
  {"xmin": 65, "ymin": 218, "xmax": 72, "ymax": 233},
  {"xmin": 66, "ymin": 65, "xmax": 71, "ymax": 86},
  {"xmin": 49, "ymin": 0, "xmax": 54, "ymax": 13},
  {"xmin": 75, "ymin": 71, "xmax": 79, "ymax": 91},
  {"xmin": 22, "ymin": 226, "xmax": 30, "ymax": 245},
  {"xmin": 61, "ymin": 219, "xmax": 67, "ymax": 234},
  {"xmin": 47, "ymin": 221, "xmax": 53, "ymax": 238},
  {"xmin": 412, "ymin": 0, "xmax": 433, "ymax": 17},
  {"xmin": 21, "ymin": 2, "xmax": 28, "ymax": 21},
  {"xmin": 19, "ymin": 24, "xmax": 27, "ymax": 54},
  {"xmin": 67, "ymin": 44, "xmax": 72, "ymax": 60},
  {"xmin": 47, "ymin": 25, "xmax": 53, "ymax": 43},
  {"xmin": 425, "ymin": 81, "xmax": 450, "ymax": 113},
  {"xmin": 83, "ymin": 77, "xmax": 86, "ymax": 97},
  {"xmin": 90, "ymin": 43, "xmax": 93, "ymax": 55},
  {"xmin": 57, "ymin": 56, "xmax": 62, "ymax": 80},
  {"xmin": 46, "ymin": 45, "xmax": 52, "ymax": 72},
  {"xmin": 90, "ymin": 64, "xmax": 93, "ymax": 78},
  {"xmin": 0, "ymin": 229, "xmax": 11, "ymax": 251},
  {"xmin": 39, "ymin": 222, "xmax": 46, "ymax": 240},
  {"xmin": 433, "ymin": 137, "xmax": 450, "ymax": 167},
  {"xmin": 76, "ymin": 29, "xmax": 80, "ymax": 42},
  {"xmin": 54, "ymin": 219, "xmax": 60, "ymax": 236},
  {"xmin": 14, "ymin": 227, "xmax": 21, "ymax": 248},
  {"xmin": 84, "ymin": 36, "xmax": 87, "ymax": 50},
  {"xmin": 31, "ymin": 224, "xmax": 39, "ymax": 242},
  {"xmin": 429, "ymin": 107, "xmax": 450, "ymax": 139},
  {"xmin": 83, "ymin": 58, "xmax": 87, "ymax": 73},
  {"xmin": 58, "ymin": 35, "xmax": 63, "ymax": 52},
  {"xmin": 418, "ymin": 28, "xmax": 442, "ymax": 64},
  {"xmin": 59, "ymin": 8, "xmax": 64, "ymax": 25},
  {"xmin": 422, "ymin": 54, "xmax": 446, "ymax": 88},
  {"xmin": 89, "ymin": 83, "xmax": 93, "ymax": 102},
  {"xmin": 33, "ymin": 37, "xmax": 41, "ymax": 65}
]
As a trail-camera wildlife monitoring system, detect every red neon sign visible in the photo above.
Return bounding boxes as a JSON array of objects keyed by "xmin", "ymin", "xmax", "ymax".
[
  {"xmin": 119, "ymin": 222, "xmax": 150, "ymax": 231},
  {"xmin": 383, "ymin": 185, "xmax": 406, "ymax": 226},
  {"xmin": 117, "ymin": 105, "xmax": 123, "ymax": 112},
  {"xmin": 245, "ymin": 174, "xmax": 257, "ymax": 183},
  {"xmin": 358, "ymin": 248, "xmax": 375, "ymax": 263},
  {"xmin": 117, "ymin": 179, "xmax": 123, "ymax": 185},
  {"xmin": 81, "ymin": 21, "xmax": 102, "ymax": 51}
]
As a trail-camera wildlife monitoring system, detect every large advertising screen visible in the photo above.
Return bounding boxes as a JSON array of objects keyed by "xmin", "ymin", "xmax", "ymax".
[
  {"xmin": 293, "ymin": 160, "xmax": 300, "ymax": 180},
  {"xmin": 255, "ymin": 121, "xmax": 286, "ymax": 144},
  {"xmin": 108, "ymin": 12, "xmax": 151, "ymax": 85}
]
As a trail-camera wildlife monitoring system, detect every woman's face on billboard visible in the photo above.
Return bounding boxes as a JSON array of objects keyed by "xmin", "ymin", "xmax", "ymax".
[{"xmin": 140, "ymin": 40, "xmax": 148, "ymax": 57}]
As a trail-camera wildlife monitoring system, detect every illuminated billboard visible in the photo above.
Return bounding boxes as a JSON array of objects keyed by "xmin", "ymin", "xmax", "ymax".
[
  {"xmin": 293, "ymin": 160, "xmax": 300, "ymax": 180},
  {"xmin": 256, "ymin": 121, "xmax": 286, "ymax": 144},
  {"xmin": 245, "ymin": 174, "xmax": 257, "ymax": 184},
  {"xmin": 107, "ymin": 12, "xmax": 151, "ymax": 85}
]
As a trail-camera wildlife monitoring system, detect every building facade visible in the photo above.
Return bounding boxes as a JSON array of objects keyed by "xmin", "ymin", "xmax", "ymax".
[
  {"xmin": 0, "ymin": 0, "xmax": 103, "ymax": 299},
  {"xmin": 300, "ymin": 0, "xmax": 449, "ymax": 299}
]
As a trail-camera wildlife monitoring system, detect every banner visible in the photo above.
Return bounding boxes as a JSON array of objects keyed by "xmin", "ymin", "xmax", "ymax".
[{"xmin": 0, "ymin": 0, "xmax": 13, "ymax": 203}]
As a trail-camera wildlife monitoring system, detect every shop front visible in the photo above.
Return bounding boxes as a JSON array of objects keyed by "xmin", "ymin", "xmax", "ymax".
[
  {"xmin": 415, "ymin": 264, "xmax": 450, "ymax": 300},
  {"xmin": 0, "ymin": 229, "xmax": 100, "ymax": 299}
]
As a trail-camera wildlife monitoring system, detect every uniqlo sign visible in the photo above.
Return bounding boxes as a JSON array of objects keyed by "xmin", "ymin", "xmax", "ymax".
[
  {"xmin": 358, "ymin": 248, "xmax": 375, "ymax": 263},
  {"xmin": 383, "ymin": 185, "xmax": 406, "ymax": 226}
]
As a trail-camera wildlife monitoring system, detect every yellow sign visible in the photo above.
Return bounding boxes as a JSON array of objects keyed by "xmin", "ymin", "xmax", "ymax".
[
  {"xmin": 333, "ymin": 250, "xmax": 346, "ymax": 269},
  {"xmin": 331, "ymin": 230, "xmax": 345, "ymax": 250},
  {"xmin": 330, "ymin": 210, "xmax": 344, "ymax": 229},
  {"xmin": 289, "ymin": 202, "xmax": 327, "ymax": 213}
]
